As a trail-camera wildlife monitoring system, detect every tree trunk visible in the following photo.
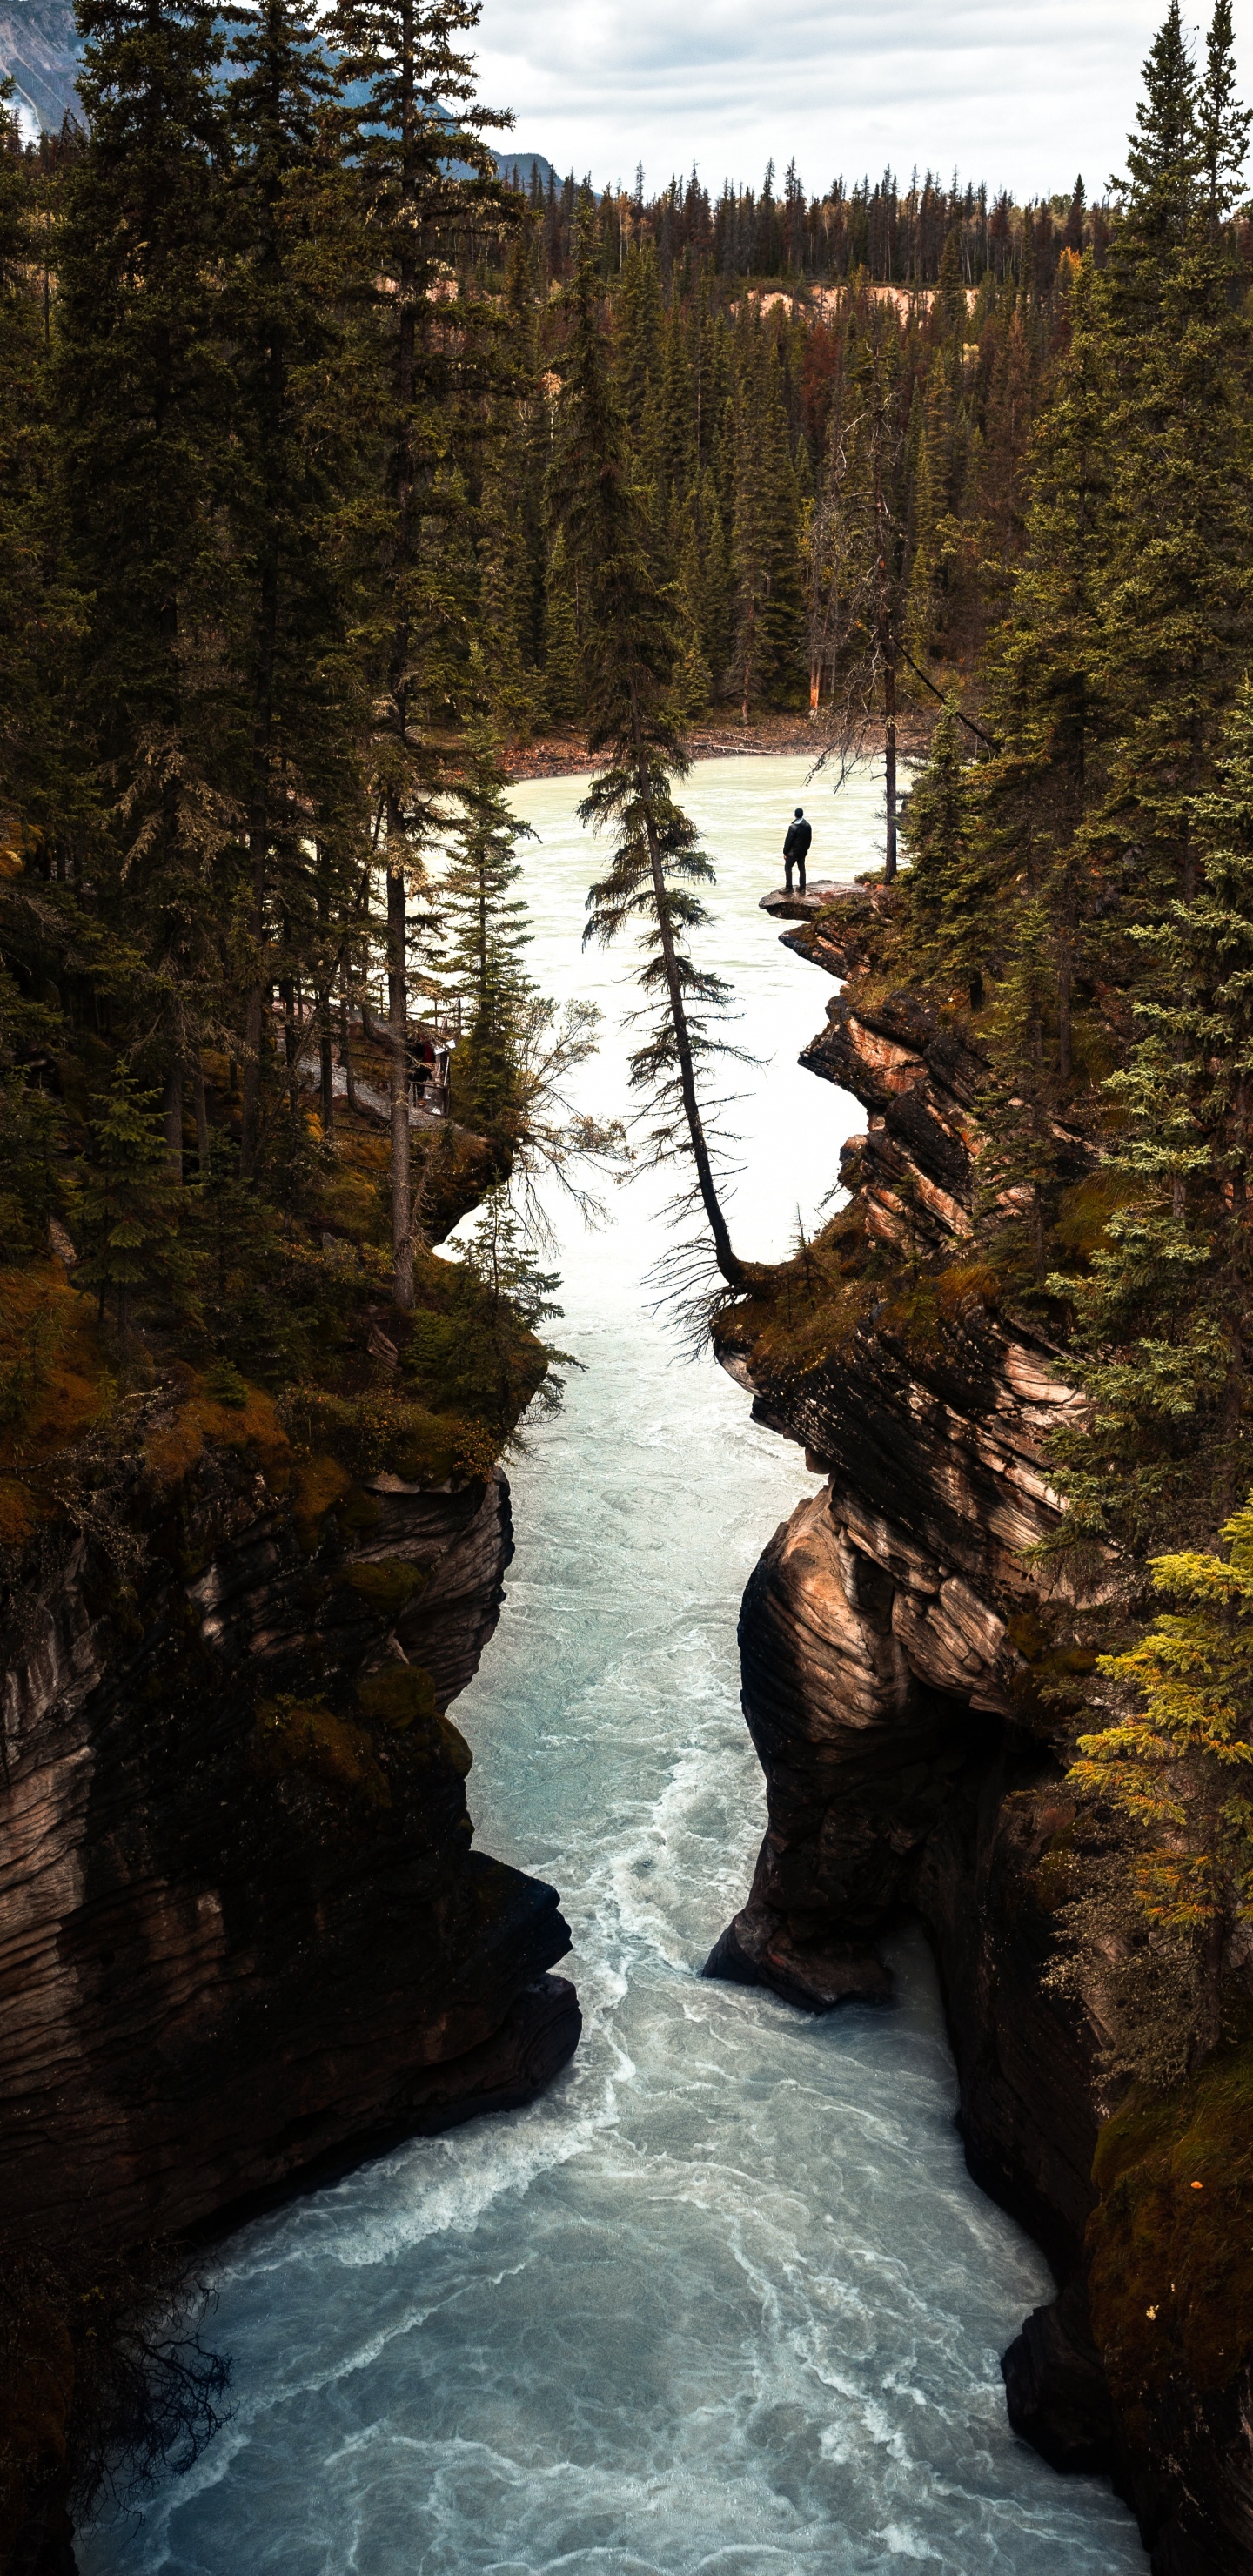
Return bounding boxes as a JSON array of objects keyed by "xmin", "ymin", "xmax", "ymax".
[
  {"xmin": 280, "ymin": 973, "xmax": 298, "ymax": 1121},
  {"xmin": 194, "ymin": 1065, "xmax": 210, "ymax": 1172},
  {"xmin": 239, "ymin": 835, "xmax": 268, "ymax": 1177},
  {"xmin": 388, "ymin": 855, "xmax": 413, "ymax": 1310},
  {"xmin": 163, "ymin": 1060, "xmax": 184, "ymax": 1177},
  {"xmin": 630, "ymin": 698, "xmax": 743, "ymax": 1290},
  {"xmin": 884, "ymin": 658, "xmax": 897, "ymax": 882},
  {"xmin": 318, "ymin": 993, "xmax": 334, "ymax": 1137},
  {"xmin": 340, "ymin": 994, "xmax": 358, "ymax": 1116}
]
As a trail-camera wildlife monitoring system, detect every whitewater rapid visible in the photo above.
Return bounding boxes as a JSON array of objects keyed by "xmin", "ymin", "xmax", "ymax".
[{"xmin": 84, "ymin": 755, "xmax": 1145, "ymax": 2575}]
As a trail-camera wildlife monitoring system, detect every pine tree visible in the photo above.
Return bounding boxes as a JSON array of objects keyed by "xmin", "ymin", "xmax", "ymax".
[
  {"xmin": 76, "ymin": 1070, "xmax": 184, "ymax": 1343},
  {"xmin": 559, "ymin": 255, "xmax": 746, "ymax": 1291},
  {"xmin": 613, "ymin": 238, "xmax": 663, "ymax": 453},
  {"xmin": 542, "ymin": 526, "xmax": 583, "ymax": 725},
  {"xmin": 1068, "ymin": 1493, "xmax": 1253, "ymax": 2066},
  {"xmin": 698, "ymin": 468, "xmax": 734, "ymax": 689},
  {"xmin": 1092, "ymin": 0, "xmax": 1253, "ymax": 915},
  {"xmin": 815, "ymin": 305, "xmax": 912, "ymax": 872},
  {"xmin": 1055, "ymin": 682, "xmax": 1253, "ymax": 1554},
  {"xmin": 330, "ymin": 0, "xmax": 509, "ymax": 1307},
  {"xmin": 727, "ymin": 320, "xmax": 806, "ymax": 721},
  {"xmin": 441, "ymin": 728, "xmax": 533, "ymax": 1141},
  {"xmin": 225, "ymin": 0, "xmax": 369, "ymax": 1177},
  {"xmin": 57, "ymin": 0, "xmax": 233, "ymax": 1163},
  {"xmin": 953, "ymin": 254, "xmax": 1111, "ymax": 1075},
  {"xmin": 0, "ymin": 100, "xmax": 78, "ymax": 869},
  {"xmin": 671, "ymin": 502, "xmax": 714, "ymax": 721},
  {"xmin": 899, "ymin": 702, "xmax": 978, "ymax": 994}
]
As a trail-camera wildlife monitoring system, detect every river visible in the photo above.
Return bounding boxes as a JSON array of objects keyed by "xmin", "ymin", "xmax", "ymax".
[{"xmin": 84, "ymin": 755, "xmax": 1145, "ymax": 2576}]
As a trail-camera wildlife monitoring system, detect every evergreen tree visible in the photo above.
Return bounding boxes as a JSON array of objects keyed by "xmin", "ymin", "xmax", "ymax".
[
  {"xmin": 613, "ymin": 238, "xmax": 663, "ymax": 453},
  {"xmin": 441, "ymin": 728, "xmax": 533, "ymax": 1140},
  {"xmin": 224, "ymin": 0, "xmax": 369, "ymax": 1177},
  {"xmin": 0, "ymin": 97, "xmax": 78, "ymax": 869},
  {"xmin": 1092, "ymin": 0, "xmax": 1253, "ymax": 914},
  {"xmin": 815, "ymin": 306, "xmax": 912, "ymax": 871},
  {"xmin": 330, "ymin": 0, "xmax": 509, "ymax": 1307},
  {"xmin": 1069, "ymin": 1493, "xmax": 1253, "ymax": 2067},
  {"xmin": 727, "ymin": 319, "xmax": 806, "ymax": 721},
  {"xmin": 76, "ymin": 1070, "xmax": 184, "ymax": 1343},
  {"xmin": 671, "ymin": 502, "xmax": 714, "ymax": 721},
  {"xmin": 57, "ymin": 0, "xmax": 233, "ymax": 1161},
  {"xmin": 542, "ymin": 526, "xmax": 583, "ymax": 724}
]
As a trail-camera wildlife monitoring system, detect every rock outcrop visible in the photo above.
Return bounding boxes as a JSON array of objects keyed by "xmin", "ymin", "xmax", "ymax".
[
  {"xmin": 1, "ymin": 1426, "xmax": 577, "ymax": 2252},
  {"xmin": 0, "ymin": 1389, "xmax": 579, "ymax": 2562},
  {"xmin": 708, "ymin": 891, "xmax": 1253, "ymax": 2576}
]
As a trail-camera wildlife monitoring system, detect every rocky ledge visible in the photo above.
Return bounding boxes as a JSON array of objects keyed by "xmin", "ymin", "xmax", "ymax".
[
  {"xmin": 0, "ymin": 1382, "xmax": 579, "ymax": 2561},
  {"xmin": 707, "ymin": 890, "xmax": 1253, "ymax": 2576}
]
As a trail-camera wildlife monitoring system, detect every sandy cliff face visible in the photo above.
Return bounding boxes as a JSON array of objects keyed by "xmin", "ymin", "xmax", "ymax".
[{"xmin": 708, "ymin": 894, "xmax": 1253, "ymax": 2576}]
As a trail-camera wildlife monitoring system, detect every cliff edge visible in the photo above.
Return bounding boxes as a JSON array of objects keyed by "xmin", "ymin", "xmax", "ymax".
[
  {"xmin": 0, "ymin": 1352, "xmax": 579, "ymax": 2567},
  {"xmin": 707, "ymin": 889, "xmax": 1253, "ymax": 2576}
]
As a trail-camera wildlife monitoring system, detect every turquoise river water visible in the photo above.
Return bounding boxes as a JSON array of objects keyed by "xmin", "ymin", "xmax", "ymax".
[{"xmin": 84, "ymin": 755, "xmax": 1146, "ymax": 2575}]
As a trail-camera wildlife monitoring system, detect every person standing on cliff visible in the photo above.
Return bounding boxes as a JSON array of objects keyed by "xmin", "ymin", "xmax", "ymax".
[{"xmin": 783, "ymin": 807, "xmax": 812, "ymax": 894}]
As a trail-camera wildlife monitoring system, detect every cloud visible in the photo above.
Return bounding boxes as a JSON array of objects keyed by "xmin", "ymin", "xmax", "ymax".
[{"xmin": 472, "ymin": 0, "xmax": 1253, "ymax": 201}]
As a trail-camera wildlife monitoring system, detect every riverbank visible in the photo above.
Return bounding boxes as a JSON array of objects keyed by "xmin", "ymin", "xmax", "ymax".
[{"xmin": 502, "ymin": 707, "xmax": 935, "ymax": 782}]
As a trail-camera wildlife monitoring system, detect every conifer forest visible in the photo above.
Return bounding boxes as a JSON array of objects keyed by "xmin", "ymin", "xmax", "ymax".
[{"xmin": 8, "ymin": 0, "xmax": 1253, "ymax": 2560}]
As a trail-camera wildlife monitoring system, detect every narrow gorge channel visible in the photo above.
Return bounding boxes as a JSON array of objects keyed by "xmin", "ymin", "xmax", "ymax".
[{"xmin": 84, "ymin": 757, "xmax": 1145, "ymax": 2576}]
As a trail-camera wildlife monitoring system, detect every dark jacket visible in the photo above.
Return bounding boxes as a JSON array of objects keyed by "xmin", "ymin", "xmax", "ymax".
[{"xmin": 783, "ymin": 817, "xmax": 812, "ymax": 862}]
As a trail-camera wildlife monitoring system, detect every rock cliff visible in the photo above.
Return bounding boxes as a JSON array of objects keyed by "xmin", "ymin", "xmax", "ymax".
[
  {"xmin": 0, "ymin": 1373, "xmax": 579, "ymax": 2563},
  {"xmin": 707, "ymin": 887, "xmax": 1253, "ymax": 2576}
]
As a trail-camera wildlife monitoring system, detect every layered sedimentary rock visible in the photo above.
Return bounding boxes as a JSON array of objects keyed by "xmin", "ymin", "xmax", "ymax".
[
  {"xmin": 708, "ymin": 891, "xmax": 1253, "ymax": 2576},
  {"xmin": 0, "ymin": 1417, "xmax": 578, "ymax": 2261}
]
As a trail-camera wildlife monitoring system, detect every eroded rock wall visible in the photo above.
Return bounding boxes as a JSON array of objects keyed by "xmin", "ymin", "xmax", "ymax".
[
  {"xmin": 709, "ymin": 895, "xmax": 1253, "ymax": 2576},
  {"xmin": 0, "ymin": 1440, "xmax": 578, "ymax": 2259}
]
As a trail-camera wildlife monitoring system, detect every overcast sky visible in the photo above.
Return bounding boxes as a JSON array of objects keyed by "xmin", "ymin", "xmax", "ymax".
[{"xmin": 473, "ymin": 0, "xmax": 1253, "ymax": 205}]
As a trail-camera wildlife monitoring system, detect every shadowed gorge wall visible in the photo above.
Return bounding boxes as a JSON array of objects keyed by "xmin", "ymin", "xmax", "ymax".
[{"xmin": 708, "ymin": 889, "xmax": 1253, "ymax": 2576}]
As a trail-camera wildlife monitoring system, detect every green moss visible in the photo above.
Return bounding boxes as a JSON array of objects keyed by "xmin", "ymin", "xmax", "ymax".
[
  {"xmin": 1088, "ymin": 2041, "xmax": 1253, "ymax": 2425},
  {"xmin": 356, "ymin": 1663, "xmax": 439, "ymax": 1729},
  {"xmin": 253, "ymin": 1694, "xmax": 390, "ymax": 1806},
  {"xmin": 355, "ymin": 1664, "xmax": 473, "ymax": 1774},
  {"xmin": 340, "ymin": 1556, "xmax": 428, "ymax": 1618}
]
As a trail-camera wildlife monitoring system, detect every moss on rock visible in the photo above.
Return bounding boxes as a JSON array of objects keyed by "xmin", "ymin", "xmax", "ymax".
[
  {"xmin": 340, "ymin": 1557, "xmax": 428, "ymax": 1618},
  {"xmin": 253, "ymin": 1695, "xmax": 390, "ymax": 1806}
]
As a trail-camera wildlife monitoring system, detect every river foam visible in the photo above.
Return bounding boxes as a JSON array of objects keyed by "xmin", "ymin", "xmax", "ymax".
[{"xmin": 83, "ymin": 755, "xmax": 1146, "ymax": 2576}]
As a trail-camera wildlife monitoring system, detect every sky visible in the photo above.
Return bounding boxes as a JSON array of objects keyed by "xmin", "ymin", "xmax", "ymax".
[{"xmin": 472, "ymin": 0, "xmax": 1253, "ymax": 205}]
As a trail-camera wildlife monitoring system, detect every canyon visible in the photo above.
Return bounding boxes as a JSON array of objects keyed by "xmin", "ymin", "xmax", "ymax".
[{"xmin": 3, "ymin": 765, "xmax": 1156, "ymax": 2576}]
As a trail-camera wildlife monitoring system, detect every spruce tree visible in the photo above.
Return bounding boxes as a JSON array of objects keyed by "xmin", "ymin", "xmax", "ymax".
[
  {"xmin": 1068, "ymin": 1494, "xmax": 1253, "ymax": 2066},
  {"xmin": 77, "ymin": 1070, "xmax": 184, "ymax": 1343},
  {"xmin": 1093, "ymin": 0, "xmax": 1253, "ymax": 914},
  {"xmin": 58, "ymin": 0, "xmax": 232, "ymax": 1163},
  {"xmin": 728, "ymin": 319, "xmax": 806, "ymax": 721},
  {"xmin": 441, "ymin": 728, "xmax": 533, "ymax": 1141},
  {"xmin": 330, "ymin": 0, "xmax": 508, "ymax": 1306},
  {"xmin": 815, "ymin": 305, "xmax": 911, "ymax": 872},
  {"xmin": 542, "ymin": 527, "xmax": 583, "ymax": 724},
  {"xmin": 225, "ymin": 0, "xmax": 368, "ymax": 1176},
  {"xmin": 1055, "ymin": 683, "xmax": 1253, "ymax": 1555},
  {"xmin": 0, "ymin": 97, "xmax": 77, "ymax": 868}
]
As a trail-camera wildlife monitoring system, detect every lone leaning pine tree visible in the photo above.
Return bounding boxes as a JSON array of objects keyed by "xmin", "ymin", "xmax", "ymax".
[{"xmin": 559, "ymin": 254, "xmax": 746, "ymax": 1294}]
